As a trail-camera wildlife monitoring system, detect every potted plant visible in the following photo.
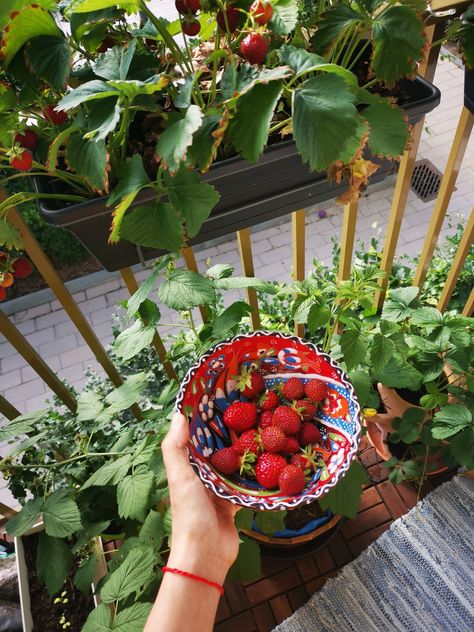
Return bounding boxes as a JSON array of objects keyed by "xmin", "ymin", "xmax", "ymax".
[
  {"xmin": 444, "ymin": 6, "xmax": 474, "ymax": 114},
  {"xmin": 0, "ymin": 0, "xmax": 440, "ymax": 270}
]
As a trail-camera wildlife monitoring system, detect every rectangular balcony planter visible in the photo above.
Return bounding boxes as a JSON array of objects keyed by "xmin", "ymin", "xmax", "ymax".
[{"xmin": 33, "ymin": 76, "xmax": 440, "ymax": 272}]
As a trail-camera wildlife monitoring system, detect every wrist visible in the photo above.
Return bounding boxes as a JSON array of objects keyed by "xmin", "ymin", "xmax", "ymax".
[{"xmin": 167, "ymin": 547, "xmax": 230, "ymax": 586}]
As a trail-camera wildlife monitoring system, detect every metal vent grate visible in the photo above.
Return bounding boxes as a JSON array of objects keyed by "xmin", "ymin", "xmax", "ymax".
[{"xmin": 410, "ymin": 159, "xmax": 443, "ymax": 202}]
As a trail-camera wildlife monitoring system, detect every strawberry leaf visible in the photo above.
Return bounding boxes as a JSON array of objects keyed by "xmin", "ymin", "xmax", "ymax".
[
  {"xmin": 269, "ymin": 0, "xmax": 298, "ymax": 35},
  {"xmin": 25, "ymin": 35, "xmax": 71, "ymax": 91},
  {"xmin": 156, "ymin": 105, "xmax": 203, "ymax": 174},
  {"xmin": 119, "ymin": 202, "xmax": 184, "ymax": 252},
  {"xmin": 66, "ymin": 133, "xmax": 108, "ymax": 191},
  {"xmin": 364, "ymin": 101, "xmax": 408, "ymax": 157}
]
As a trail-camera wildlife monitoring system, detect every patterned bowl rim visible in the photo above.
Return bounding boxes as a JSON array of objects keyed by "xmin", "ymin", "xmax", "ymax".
[{"xmin": 174, "ymin": 330, "xmax": 361, "ymax": 510}]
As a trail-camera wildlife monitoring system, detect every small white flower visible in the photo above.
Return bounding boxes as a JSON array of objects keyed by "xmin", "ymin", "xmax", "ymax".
[{"xmin": 327, "ymin": 448, "xmax": 345, "ymax": 474}]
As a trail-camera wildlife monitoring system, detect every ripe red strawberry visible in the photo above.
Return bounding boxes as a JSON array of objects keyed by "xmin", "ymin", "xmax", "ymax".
[
  {"xmin": 175, "ymin": 0, "xmax": 187, "ymax": 13},
  {"xmin": 250, "ymin": 0, "xmax": 273, "ymax": 25},
  {"xmin": 210, "ymin": 447, "xmax": 240, "ymax": 474},
  {"xmin": 240, "ymin": 32, "xmax": 268, "ymax": 65},
  {"xmin": 258, "ymin": 389, "xmax": 279, "ymax": 411},
  {"xmin": 299, "ymin": 422, "xmax": 323, "ymax": 447},
  {"xmin": 182, "ymin": 18, "xmax": 201, "ymax": 36},
  {"xmin": 304, "ymin": 379, "xmax": 327, "ymax": 402},
  {"xmin": 291, "ymin": 447, "xmax": 319, "ymax": 472},
  {"xmin": 295, "ymin": 398, "xmax": 317, "ymax": 421},
  {"xmin": 0, "ymin": 272, "xmax": 14, "ymax": 288},
  {"xmin": 235, "ymin": 368, "xmax": 265, "ymax": 398},
  {"xmin": 0, "ymin": 286, "xmax": 6, "ymax": 302},
  {"xmin": 216, "ymin": 6, "xmax": 240, "ymax": 32},
  {"xmin": 223, "ymin": 401, "xmax": 257, "ymax": 432},
  {"xmin": 255, "ymin": 453, "xmax": 286, "ymax": 489},
  {"xmin": 12, "ymin": 257, "xmax": 33, "ymax": 278},
  {"xmin": 258, "ymin": 410, "xmax": 273, "ymax": 429},
  {"xmin": 184, "ymin": 0, "xmax": 200, "ymax": 12},
  {"xmin": 282, "ymin": 377, "xmax": 305, "ymax": 400},
  {"xmin": 283, "ymin": 436, "xmax": 300, "ymax": 454},
  {"xmin": 279, "ymin": 464, "xmax": 306, "ymax": 495},
  {"xmin": 43, "ymin": 106, "xmax": 67, "ymax": 126},
  {"xmin": 11, "ymin": 151, "xmax": 32, "ymax": 172},
  {"xmin": 233, "ymin": 429, "xmax": 260, "ymax": 456},
  {"xmin": 272, "ymin": 405, "xmax": 301, "ymax": 435},
  {"xmin": 15, "ymin": 129, "xmax": 38, "ymax": 150},
  {"xmin": 261, "ymin": 426, "xmax": 286, "ymax": 453}
]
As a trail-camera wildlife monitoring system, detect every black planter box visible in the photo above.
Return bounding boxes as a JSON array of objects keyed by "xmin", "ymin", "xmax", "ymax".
[
  {"xmin": 34, "ymin": 76, "xmax": 440, "ymax": 272},
  {"xmin": 465, "ymin": 67, "xmax": 474, "ymax": 114}
]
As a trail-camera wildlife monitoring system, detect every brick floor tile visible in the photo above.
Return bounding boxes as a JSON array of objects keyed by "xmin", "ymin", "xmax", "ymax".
[
  {"xmin": 224, "ymin": 580, "xmax": 252, "ymax": 614},
  {"xmin": 341, "ymin": 504, "xmax": 391, "ymax": 540},
  {"xmin": 270, "ymin": 594, "xmax": 293, "ymax": 624},
  {"xmin": 214, "ymin": 610, "xmax": 257, "ymax": 632},
  {"xmin": 358, "ymin": 486, "xmax": 382, "ymax": 512},
  {"xmin": 245, "ymin": 567, "xmax": 301, "ymax": 606},
  {"xmin": 39, "ymin": 334, "xmax": 78, "ymax": 359},
  {"xmin": 367, "ymin": 461, "xmax": 389, "ymax": 483},
  {"xmin": 296, "ymin": 556, "xmax": 320, "ymax": 582},
  {"xmin": 347, "ymin": 522, "xmax": 392, "ymax": 558},
  {"xmin": 314, "ymin": 546, "xmax": 336, "ymax": 575},
  {"xmin": 251, "ymin": 602, "xmax": 276, "ymax": 632},
  {"xmin": 260, "ymin": 556, "xmax": 294, "ymax": 577}
]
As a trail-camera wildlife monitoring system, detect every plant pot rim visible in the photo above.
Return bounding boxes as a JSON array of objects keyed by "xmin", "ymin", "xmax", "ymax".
[{"xmin": 242, "ymin": 512, "xmax": 342, "ymax": 547}]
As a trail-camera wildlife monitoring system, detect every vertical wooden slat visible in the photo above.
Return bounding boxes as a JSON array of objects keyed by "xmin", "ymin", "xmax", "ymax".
[
  {"xmin": 6, "ymin": 204, "xmax": 123, "ymax": 389},
  {"xmin": 414, "ymin": 107, "xmax": 474, "ymax": 288},
  {"xmin": 462, "ymin": 287, "xmax": 474, "ymax": 317},
  {"xmin": 437, "ymin": 208, "xmax": 474, "ymax": 312},
  {"xmin": 0, "ymin": 502, "xmax": 17, "ymax": 518},
  {"xmin": 0, "ymin": 310, "xmax": 77, "ymax": 412},
  {"xmin": 373, "ymin": 120, "xmax": 425, "ymax": 310},
  {"xmin": 236, "ymin": 228, "xmax": 260, "ymax": 330},
  {"xmin": 0, "ymin": 394, "xmax": 21, "ymax": 420},
  {"xmin": 337, "ymin": 200, "xmax": 359, "ymax": 283},
  {"xmin": 292, "ymin": 210, "xmax": 306, "ymax": 338},
  {"xmin": 120, "ymin": 267, "xmax": 178, "ymax": 381},
  {"xmin": 182, "ymin": 246, "xmax": 209, "ymax": 323}
]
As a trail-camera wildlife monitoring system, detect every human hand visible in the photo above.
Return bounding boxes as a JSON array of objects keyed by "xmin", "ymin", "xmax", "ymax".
[{"xmin": 161, "ymin": 413, "xmax": 240, "ymax": 585}]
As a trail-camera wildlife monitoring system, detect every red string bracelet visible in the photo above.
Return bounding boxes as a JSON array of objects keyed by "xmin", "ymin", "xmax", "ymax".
[{"xmin": 162, "ymin": 567, "xmax": 224, "ymax": 595}]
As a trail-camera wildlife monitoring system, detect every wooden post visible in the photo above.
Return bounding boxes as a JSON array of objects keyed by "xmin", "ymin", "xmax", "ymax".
[
  {"xmin": 338, "ymin": 200, "xmax": 359, "ymax": 283},
  {"xmin": 119, "ymin": 267, "xmax": 178, "ymax": 381},
  {"xmin": 236, "ymin": 228, "xmax": 260, "ymax": 330},
  {"xmin": 462, "ymin": 287, "xmax": 474, "ymax": 317},
  {"xmin": 182, "ymin": 246, "xmax": 209, "ymax": 323},
  {"xmin": 437, "ymin": 208, "xmax": 474, "ymax": 312},
  {"xmin": 0, "ymin": 310, "xmax": 77, "ymax": 412},
  {"xmin": 414, "ymin": 107, "xmax": 474, "ymax": 288},
  {"xmin": 292, "ymin": 210, "xmax": 306, "ymax": 338},
  {"xmin": 0, "ymin": 394, "xmax": 21, "ymax": 420}
]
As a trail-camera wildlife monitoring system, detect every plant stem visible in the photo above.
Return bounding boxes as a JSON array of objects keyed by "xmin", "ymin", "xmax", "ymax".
[
  {"xmin": 0, "ymin": 451, "xmax": 126, "ymax": 471},
  {"xmin": 416, "ymin": 444, "xmax": 430, "ymax": 507},
  {"xmin": 269, "ymin": 118, "xmax": 291, "ymax": 135}
]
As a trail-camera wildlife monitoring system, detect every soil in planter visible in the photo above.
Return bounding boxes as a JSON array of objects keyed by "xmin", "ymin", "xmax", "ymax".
[
  {"xmin": 284, "ymin": 500, "xmax": 329, "ymax": 531},
  {"xmin": 23, "ymin": 533, "xmax": 94, "ymax": 632}
]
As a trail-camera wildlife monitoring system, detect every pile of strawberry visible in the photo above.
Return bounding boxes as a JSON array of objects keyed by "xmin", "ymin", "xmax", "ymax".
[
  {"xmin": 209, "ymin": 371, "xmax": 328, "ymax": 496},
  {"xmin": 0, "ymin": 251, "xmax": 33, "ymax": 301}
]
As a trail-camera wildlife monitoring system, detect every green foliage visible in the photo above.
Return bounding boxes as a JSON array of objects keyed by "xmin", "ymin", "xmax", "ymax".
[{"xmin": 319, "ymin": 461, "xmax": 368, "ymax": 519}]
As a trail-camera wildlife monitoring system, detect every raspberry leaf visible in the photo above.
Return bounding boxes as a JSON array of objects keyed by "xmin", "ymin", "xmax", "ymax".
[
  {"xmin": 37, "ymin": 532, "xmax": 73, "ymax": 595},
  {"xmin": 254, "ymin": 510, "xmax": 286, "ymax": 536},
  {"xmin": 100, "ymin": 543, "xmax": 155, "ymax": 603},
  {"xmin": 228, "ymin": 536, "xmax": 261, "ymax": 583},
  {"xmin": 318, "ymin": 460, "xmax": 368, "ymax": 519},
  {"xmin": 159, "ymin": 269, "xmax": 215, "ymax": 310}
]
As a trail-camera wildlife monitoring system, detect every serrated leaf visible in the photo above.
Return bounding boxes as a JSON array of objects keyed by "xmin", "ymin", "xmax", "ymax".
[
  {"xmin": 0, "ymin": 409, "xmax": 46, "ymax": 441},
  {"xmin": 310, "ymin": 4, "xmax": 363, "ymax": 56},
  {"xmin": 450, "ymin": 427, "xmax": 474, "ymax": 469},
  {"xmin": 319, "ymin": 460, "xmax": 368, "ymax": 519},
  {"xmin": 119, "ymin": 202, "xmax": 184, "ymax": 252},
  {"xmin": 0, "ymin": 217, "xmax": 22, "ymax": 251},
  {"xmin": 100, "ymin": 543, "xmax": 155, "ymax": 603},
  {"xmin": 206, "ymin": 263, "xmax": 234, "ymax": 279},
  {"xmin": 382, "ymin": 286, "xmax": 419, "ymax": 322},
  {"xmin": 84, "ymin": 96, "xmax": 121, "ymax": 141},
  {"xmin": 212, "ymin": 302, "xmax": 252, "ymax": 339},
  {"xmin": 277, "ymin": 44, "xmax": 357, "ymax": 86},
  {"xmin": 213, "ymin": 276, "xmax": 276, "ymax": 293},
  {"xmin": 397, "ymin": 407, "xmax": 425, "ymax": 443},
  {"xmin": 82, "ymin": 454, "xmax": 132, "ymax": 489},
  {"xmin": 77, "ymin": 391, "xmax": 104, "ymax": 422},
  {"xmin": 432, "ymin": 404, "xmax": 472, "ymax": 440},
  {"xmin": 340, "ymin": 328, "xmax": 368, "ymax": 370},
  {"xmin": 104, "ymin": 372, "xmax": 148, "ymax": 413},
  {"xmin": 93, "ymin": 40, "xmax": 136, "ymax": 80},
  {"xmin": 158, "ymin": 269, "xmax": 215, "ymax": 310},
  {"xmin": 370, "ymin": 333, "xmax": 396, "ymax": 371},
  {"xmin": 372, "ymin": 356, "xmax": 422, "ymax": 390},
  {"xmin": 220, "ymin": 64, "xmax": 291, "ymax": 101},
  {"xmin": 228, "ymin": 536, "xmax": 261, "ymax": 583},
  {"xmin": 114, "ymin": 320, "xmax": 156, "ymax": 361},
  {"xmin": 234, "ymin": 508, "xmax": 254, "ymax": 531},
  {"xmin": 107, "ymin": 154, "xmax": 151, "ymax": 207},
  {"xmin": 307, "ymin": 304, "xmax": 331, "ymax": 333},
  {"xmin": 66, "ymin": 133, "xmax": 107, "ymax": 191},
  {"xmin": 117, "ymin": 466, "xmax": 155, "ymax": 521},
  {"xmin": 293, "ymin": 74, "xmax": 367, "ymax": 172},
  {"xmin": 5, "ymin": 499, "xmax": 43, "ymax": 536},
  {"xmin": 82, "ymin": 604, "xmax": 112, "ymax": 632},
  {"xmin": 254, "ymin": 510, "xmax": 286, "ymax": 536},
  {"xmin": 37, "ymin": 532, "xmax": 72, "ymax": 595},
  {"xmin": 42, "ymin": 491, "xmax": 82, "ymax": 538},
  {"xmin": 72, "ymin": 520, "xmax": 111, "ymax": 553},
  {"xmin": 58, "ymin": 80, "xmax": 118, "ymax": 111},
  {"xmin": 139, "ymin": 510, "xmax": 164, "ymax": 552},
  {"xmin": 187, "ymin": 109, "xmax": 228, "ymax": 171},
  {"xmin": 409, "ymin": 306, "xmax": 443, "ymax": 328},
  {"xmin": 25, "ymin": 35, "xmax": 70, "ymax": 91},
  {"xmin": 270, "ymin": 0, "xmax": 298, "ymax": 35},
  {"xmin": 349, "ymin": 370, "xmax": 370, "ymax": 407},
  {"xmin": 74, "ymin": 554, "xmax": 98, "ymax": 593},
  {"xmin": 420, "ymin": 392, "xmax": 448, "ymax": 411},
  {"xmin": 108, "ymin": 76, "xmax": 168, "ymax": 100},
  {"xmin": 156, "ymin": 105, "xmax": 203, "ymax": 174},
  {"xmin": 126, "ymin": 267, "xmax": 161, "ymax": 317},
  {"xmin": 70, "ymin": 0, "xmax": 140, "ymax": 12},
  {"xmin": 364, "ymin": 101, "xmax": 408, "ymax": 157},
  {"xmin": 114, "ymin": 603, "xmax": 153, "ymax": 632}
]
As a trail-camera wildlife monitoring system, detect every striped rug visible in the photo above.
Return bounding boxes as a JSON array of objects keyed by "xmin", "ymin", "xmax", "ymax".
[{"xmin": 273, "ymin": 475, "xmax": 474, "ymax": 632}]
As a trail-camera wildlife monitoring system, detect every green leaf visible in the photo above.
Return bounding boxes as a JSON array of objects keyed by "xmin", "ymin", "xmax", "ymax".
[
  {"xmin": 139, "ymin": 510, "xmax": 164, "ymax": 553},
  {"xmin": 126, "ymin": 267, "xmax": 161, "ymax": 317},
  {"xmin": 70, "ymin": 0, "xmax": 140, "ymax": 12},
  {"xmin": 231, "ymin": 81, "xmax": 283, "ymax": 163},
  {"xmin": 74, "ymin": 554, "xmax": 98, "ymax": 593},
  {"xmin": 206, "ymin": 263, "xmax": 234, "ymax": 279},
  {"xmin": 364, "ymin": 101, "xmax": 408, "ymax": 157},
  {"xmin": 213, "ymin": 276, "xmax": 276, "ymax": 293},
  {"xmin": 0, "ymin": 5, "xmax": 61, "ymax": 67},
  {"xmin": 228, "ymin": 536, "xmax": 261, "ymax": 583},
  {"xmin": 349, "ymin": 370, "xmax": 370, "ymax": 407},
  {"xmin": 58, "ymin": 80, "xmax": 118, "ymax": 111},
  {"xmin": 82, "ymin": 604, "xmax": 112, "ymax": 632},
  {"xmin": 72, "ymin": 520, "xmax": 111, "ymax": 553},
  {"xmin": 319, "ymin": 460, "xmax": 368, "ymax": 519},
  {"xmin": 432, "ymin": 404, "xmax": 472, "ymax": 440},
  {"xmin": 83, "ymin": 97, "xmax": 121, "ymax": 141},
  {"xmin": 156, "ymin": 105, "xmax": 203, "ymax": 174},
  {"xmin": 0, "ymin": 409, "xmax": 46, "ymax": 441},
  {"xmin": 373, "ymin": 356, "xmax": 423, "ymax": 390},
  {"xmin": 310, "ymin": 4, "xmax": 363, "ymax": 56},
  {"xmin": 269, "ymin": 0, "xmax": 298, "ymax": 35},
  {"xmin": 158, "ymin": 270, "xmax": 215, "ymax": 310},
  {"xmin": 117, "ymin": 465, "xmax": 155, "ymax": 521},
  {"xmin": 372, "ymin": 6, "xmax": 425, "ymax": 83},
  {"xmin": 234, "ymin": 508, "xmax": 254, "ymax": 531},
  {"xmin": 187, "ymin": 110, "xmax": 227, "ymax": 172},
  {"xmin": 104, "ymin": 373, "xmax": 148, "ymax": 414},
  {"xmin": 37, "ymin": 532, "xmax": 73, "ymax": 595},
  {"xmin": 396, "ymin": 407, "xmax": 425, "ymax": 443},
  {"xmin": 409, "ymin": 306, "xmax": 443, "ymax": 329},
  {"xmin": 108, "ymin": 75, "xmax": 168, "ymax": 100},
  {"xmin": 293, "ymin": 74, "xmax": 367, "ymax": 172},
  {"xmin": 114, "ymin": 603, "xmax": 153, "ymax": 632},
  {"xmin": 114, "ymin": 319, "xmax": 156, "ymax": 361},
  {"xmin": 43, "ymin": 490, "xmax": 82, "ymax": 537},
  {"xmin": 420, "ymin": 392, "xmax": 448, "ymax": 411},
  {"xmin": 220, "ymin": 64, "xmax": 292, "ymax": 101},
  {"xmin": 277, "ymin": 44, "xmax": 357, "ymax": 86},
  {"xmin": 119, "ymin": 202, "xmax": 184, "ymax": 252},
  {"xmin": 77, "ymin": 391, "xmax": 104, "ymax": 422},
  {"xmin": 370, "ymin": 333, "xmax": 396, "ymax": 371},
  {"xmin": 66, "ymin": 133, "xmax": 107, "ymax": 191},
  {"xmin": 340, "ymin": 328, "xmax": 368, "ymax": 370},
  {"xmin": 382, "ymin": 287, "xmax": 419, "ymax": 322},
  {"xmin": 307, "ymin": 304, "xmax": 331, "ymax": 333},
  {"xmin": 5, "ymin": 499, "xmax": 43, "ymax": 536},
  {"xmin": 165, "ymin": 168, "xmax": 219, "ymax": 238},
  {"xmin": 254, "ymin": 511, "xmax": 286, "ymax": 536},
  {"xmin": 81, "ymin": 454, "xmax": 132, "ymax": 489},
  {"xmin": 450, "ymin": 427, "xmax": 474, "ymax": 469},
  {"xmin": 107, "ymin": 154, "xmax": 151, "ymax": 207},
  {"xmin": 212, "ymin": 302, "xmax": 252, "ymax": 339},
  {"xmin": 25, "ymin": 35, "xmax": 71, "ymax": 91},
  {"xmin": 93, "ymin": 40, "xmax": 136, "ymax": 80},
  {"xmin": 100, "ymin": 543, "xmax": 155, "ymax": 603}
]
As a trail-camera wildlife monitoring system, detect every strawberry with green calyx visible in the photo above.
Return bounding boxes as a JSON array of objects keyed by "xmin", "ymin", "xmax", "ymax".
[
  {"xmin": 216, "ymin": 5, "xmax": 240, "ymax": 32},
  {"xmin": 258, "ymin": 389, "xmax": 279, "ymax": 411},
  {"xmin": 304, "ymin": 379, "xmax": 327, "ymax": 402},
  {"xmin": 294, "ymin": 398, "xmax": 317, "ymax": 421},
  {"xmin": 250, "ymin": 0, "xmax": 273, "ymax": 25},
  {"xmin": 255, "ymin": 453, "xmax": 286, "ymax": 488},
  {"xmin": 299, "ymin": 422, "xmax": 323, "ymax": 447},
  {"xmin": 223, "ymin": 401, "xmax": 257, "ymax": 432},
  {"xmin": 282, "ymin": 377, "xmax": 305, "ymax": 400},
  {"xmin": 43, "ymin": 105, "xmax": 67, "ymax": 126},
  {"xmin": 233, "ymin": 429, "xmax": 260, "ymax": 456},
  {"xmin": 290, "ymin": 447, "xmax": 321, "ymax": 473},
  {"xmin": 279, "ymin": 464, "xmax": 306, "ymax": 495},
  {"xmin": 260, "ymin": 426, "xmax": 286, "ymax": 453},
  {"xmin": 272, "ymin": 405, "xmax": 302, "ymax": 435},
  {"xmin": 12, "ymin": 257, "xmax": 33, "ymax": 278},
  {"xmin": 283, "ymin": 436, "xmax": 300, "ymax": 454},
  {"xmin": 234, "ymin": 367, "xmax": 265, "ymax": 398},
  {"xmin": 239, "ymin": 31, "xmax": 268, "ymax": 65},
  {"xmin": 10, "ymin": 150, "xmax": 32, "ymax": 172},
  {"xmin": 15, "ymin": 129, "xmax": 38, "ymax": 150},
  {"xmin": 210, "ymin": 447, "xmax": 256, "ymax": 476},
  {"xmin": 258, "ymin": 410, "xmax": 273, "ymax": 429},
  {"xmin": 0, "ymin": 272, "xmax": 14, "ymax": 288}
]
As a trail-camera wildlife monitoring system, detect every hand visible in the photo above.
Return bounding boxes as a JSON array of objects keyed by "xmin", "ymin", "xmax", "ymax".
[{"xmin": 162, "ymin": 413, "xmax": 240, "ymax": 585}]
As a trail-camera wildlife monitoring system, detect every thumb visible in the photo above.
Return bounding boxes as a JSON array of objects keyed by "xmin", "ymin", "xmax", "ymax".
[{"xmin": 162, "ymin": 412, "xmax": 194, "ymax": 489}]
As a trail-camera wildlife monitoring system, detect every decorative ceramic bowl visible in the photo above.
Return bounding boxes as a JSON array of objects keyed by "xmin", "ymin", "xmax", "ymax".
[{"xmin": 175, "ymin": 331, "xmax": 361, "ymax": 511}]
